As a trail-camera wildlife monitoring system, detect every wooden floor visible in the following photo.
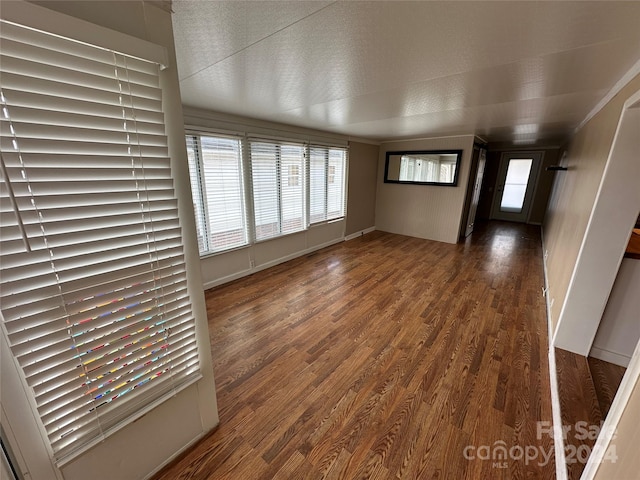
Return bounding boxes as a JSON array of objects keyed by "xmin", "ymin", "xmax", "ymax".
[
  {"xmin": 154, "ymin": 222, "xmax": 554, "ymax": 480},
  {"xmin": 555, "ymin": 349, "xmax": 627, "ymax": 480},
  {"xmin": 588, "ymin": 357, "xmax": 626, "ymax": 420}
]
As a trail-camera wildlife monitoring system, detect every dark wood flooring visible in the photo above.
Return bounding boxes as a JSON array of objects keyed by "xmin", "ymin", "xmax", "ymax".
[
  {"xmin": 555, "ymin": 350, "xmax": 627, "ymax": 480},
  {"xmin": 588, "ymin": 357, "xmax": 626, "ymax": 419},
  {"xmin": 154, "ymin": 222, "xmax": 554, "ymax": 479}
]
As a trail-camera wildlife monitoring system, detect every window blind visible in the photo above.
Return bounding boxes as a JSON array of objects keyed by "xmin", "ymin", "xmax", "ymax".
[
  {"xmin": 0, "ymin": 20, "xmax": 201, "ymax": 462},
  {"xmin": 309, "ymin": 146, "xmax": 346, "ymax": 224},
  {"xmin": 249, "ymin": 140, "xmax": 305, "ymax": 241},
  {"xmin": 185, "ymin": 134, "xmax": 247, "ymax": 254},
  {"xmin": 185, "ymin": 136, "xmax": 208, "ymax": 253}
]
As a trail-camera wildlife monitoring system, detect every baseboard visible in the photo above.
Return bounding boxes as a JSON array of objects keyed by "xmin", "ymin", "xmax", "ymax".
[
  {"xmin": 541, "ymin": 229, "xmax": 568, "ymax": 480},
  {"xmin": 144, "ymin": 430, "xmax": 207, "ymax": 480},
  {"xmin": 589, "ymin": 347, "xmax": 631, "ymax": 368},
  {"xmin": 203, "ymin": 268, "xmax": 254, "ymax": 290},
  {"xmin": 202, "ymin": 237, "xmax": 345, "ymax": 290},
  {"xmin": 344, "ymin": 226, "xmax": 376, "ymax": 241}
]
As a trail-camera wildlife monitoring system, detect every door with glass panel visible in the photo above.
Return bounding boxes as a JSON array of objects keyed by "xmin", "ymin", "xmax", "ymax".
[{"xmin": 491, "ymin": 152, "xmax": 543, "ymax": 222}]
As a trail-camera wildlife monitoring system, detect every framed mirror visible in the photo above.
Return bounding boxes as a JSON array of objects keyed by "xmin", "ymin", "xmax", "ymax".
[{"xmin": 384, "ymin": 150, "xmax": 462, "ymax": 186}]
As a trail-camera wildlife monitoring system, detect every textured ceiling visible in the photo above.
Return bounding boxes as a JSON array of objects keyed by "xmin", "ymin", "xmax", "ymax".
[{"xmin": 172, "ymin": 1, "xmax": 640, "ymax": 144}]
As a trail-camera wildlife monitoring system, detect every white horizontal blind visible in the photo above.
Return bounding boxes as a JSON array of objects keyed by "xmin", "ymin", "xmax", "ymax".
[
  {"xmin": 185, "ymin": 134, "xmax": 247, "ymax": 254},
  {"xmin": 0, "ymin": 20, "xmax": 200, "ymax": 462},
  {"xmin": 309, "ymin": 146, "xmax": 346, "ymax": 224},
  {"xmin": 249, "ymin": 140, "xmax": 305, "ymax": 241}
]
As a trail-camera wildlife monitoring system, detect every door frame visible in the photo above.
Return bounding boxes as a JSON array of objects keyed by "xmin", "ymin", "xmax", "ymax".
[{"xmin": 490, "ymin": 151, "xmax": 544, "ymax": 222}]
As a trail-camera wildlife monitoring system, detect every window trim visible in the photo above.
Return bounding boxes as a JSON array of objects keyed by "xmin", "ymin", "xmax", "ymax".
[{"xmin": 186, "ymin": 132, "xmax": 249, "ymax": 256}]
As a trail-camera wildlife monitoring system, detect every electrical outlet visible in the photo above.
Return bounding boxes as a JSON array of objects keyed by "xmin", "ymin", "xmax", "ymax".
[
  {"xmin": 550, "ymin": 297, "xmax": 555, "ymax": 308},
  {"xmin": 544, "ymin": 249, "xmax": 549, "ymax": 260},
  {"xmin": 250, "ymin": 259, "xmax": 255, "ymax": 268}
]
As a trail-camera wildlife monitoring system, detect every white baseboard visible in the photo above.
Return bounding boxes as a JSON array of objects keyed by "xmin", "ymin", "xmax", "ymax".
[
  {"xmin": 202, "ymin": 237, "xmax": 345, "ymax": 290},
  {"xmin": 542, "ymin": 229, "xmax": 568, "ymax": 480},
  {"xmin": 344, "ymin": 226, "xmax": 376, "ymax": 241},
  {"xmin": 144, "ymin": 430, "xmax": 208, "ymax": 480},
  {"xmin": 589, "ymin": 347, "xmax": 631, "ymax": 368}
]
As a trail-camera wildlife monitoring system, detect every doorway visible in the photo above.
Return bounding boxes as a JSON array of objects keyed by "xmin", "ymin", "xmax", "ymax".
[{"xmin": 490, "ymin": 151, "xmax": 543, "ymax": 222}]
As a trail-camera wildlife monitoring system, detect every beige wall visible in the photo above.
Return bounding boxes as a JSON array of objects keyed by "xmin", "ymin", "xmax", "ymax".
[
  {"xmin": 6, "ymin": 2, "xmax": 218, "ymax": 479},
  {"xmin": 543, "ymin": 74, "xmax": 640, "ymax": 332},
  {"xmin": 376, "ymin": 136, "xmax": 475, "ymax": 244},
  {"xmin": 594, "ymin": 375, "xmax": 640, "ymax": 480},
  {"xmin": 346, "ymin": 141, "xmax": 379, "ymax": 236}
]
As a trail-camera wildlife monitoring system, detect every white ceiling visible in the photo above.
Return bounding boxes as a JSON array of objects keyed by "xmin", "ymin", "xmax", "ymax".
[{"xmin": 172, "ymin": 1, "xmax": 640, "ymax": 144}]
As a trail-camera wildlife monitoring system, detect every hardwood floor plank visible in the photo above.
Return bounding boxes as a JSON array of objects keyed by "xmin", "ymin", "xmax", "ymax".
[
  {"xmin": 556, "ymin": 348, "xmax": 603, "ymax": 480},
  {"xmin": 587, "ymin": 356, "xmax": 626, "ymax": 419},
  {"xmin": 153, "ymin": 222, "xmax": 554, "ymax": 480}
]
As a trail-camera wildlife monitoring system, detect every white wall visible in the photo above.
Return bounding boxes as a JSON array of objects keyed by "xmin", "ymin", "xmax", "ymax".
[
  {"xmin": 1, "ymin": 3, "xmax": 218, "ymax": 479},
  {"xmin": 376, "ymin": 136, "xmax": 475, "ymax": 244},
  {"xmin": 590, "ymin": 258, "xmax": 640, "ymax": 367}
]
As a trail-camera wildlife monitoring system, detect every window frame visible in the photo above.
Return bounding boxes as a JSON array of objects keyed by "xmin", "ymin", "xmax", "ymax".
[
  {"xmin": 185, "ymin": 133, "xmax": 348, "ymax": 254},
  {"xmin": 249, "ymin": 139, "xmax": 307, "ymax": 242},
  {"xmin": 309, "ymin": 145, "xmax": 347, "ymax": 226},
  {"xmin": 185, "ymin": 132, "xmax": 249, "ymax": 256}
]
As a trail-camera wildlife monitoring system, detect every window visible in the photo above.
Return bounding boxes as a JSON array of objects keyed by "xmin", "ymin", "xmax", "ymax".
[
  {"xmin": 288, "ymin": 164, "xmax": 300, "ymax": 187},
  {"xmin": 309, "ymin": 146, "xmax": 346, "ymax": 224},
  {"xmin": 185, "ymin": 137, "xmax": 347, "ymax": 249},
  {"xmin": 185, "ymin": 134, "xmax": 248, "ymax": 254},
  {"xmin": 250, "ymin": 140, "xmax": 306, "ymax": 241},
  {"xmin": 0, "ymin": 19, "xmax": 200, "ymax": 463}
]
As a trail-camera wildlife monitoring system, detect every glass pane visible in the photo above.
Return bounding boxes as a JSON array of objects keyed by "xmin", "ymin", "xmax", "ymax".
[
  {"xmin": 309, "ymin": 148, "xmax": 327, "ymax": 223},
  {"xmin": 251, "ymin": 143, "xmax": 279, "ymax": 240},
  {"xmin": 500, "ymin": 158, "xmax": 532, "ymax": 213},
  {"xmin": 200, "ymin": 136, "xmax": 247, "ymax": 252},
  {"xmin": 279, "ymin": 144, "xmax": 305, "ymax": 234},
  {"xmin": 327, "ymin": 149, "xmax": 345, "ymax": 219}
]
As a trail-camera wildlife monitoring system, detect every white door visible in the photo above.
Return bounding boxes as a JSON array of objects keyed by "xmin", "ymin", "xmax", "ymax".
[{"xmin": 491, "ymin": 152, "xmax": 543, "ymax": 222}]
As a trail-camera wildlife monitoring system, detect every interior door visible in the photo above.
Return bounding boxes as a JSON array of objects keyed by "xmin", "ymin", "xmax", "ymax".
[
  {"xmin": 464, "ymin": 148, "xmax": 486, "ymax": 237},
  {"xmin": 491, "ymin": 151, "xmax": 543, "ymax": 222}
]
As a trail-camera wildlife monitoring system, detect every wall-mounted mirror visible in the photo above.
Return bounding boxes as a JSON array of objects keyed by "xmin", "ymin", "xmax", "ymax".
[{"xmin": 384, "ymin": 150, "xmax": 462, "ymax": 186}]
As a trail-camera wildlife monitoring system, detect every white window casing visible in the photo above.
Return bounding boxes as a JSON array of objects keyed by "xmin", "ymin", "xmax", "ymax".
[{"xmin": 185, "ymin": 134, "xmax": 248, "ymax": 255}]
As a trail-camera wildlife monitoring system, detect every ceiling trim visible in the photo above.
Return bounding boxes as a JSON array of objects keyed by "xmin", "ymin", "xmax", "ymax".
[
  {"xmin": 575, "ymin": 57, "xmax": 640, "ymax": 135},
  {"xmin": 183, "ymin": 106, "xmax": 351, "ymax": 146},
  {"xmin": 380, "ymin": 133, "xmax": 476, "ymax": 145},
  {"xmin": 347, "ymin": 136, "xmax": 381, "ymax": 146}
]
